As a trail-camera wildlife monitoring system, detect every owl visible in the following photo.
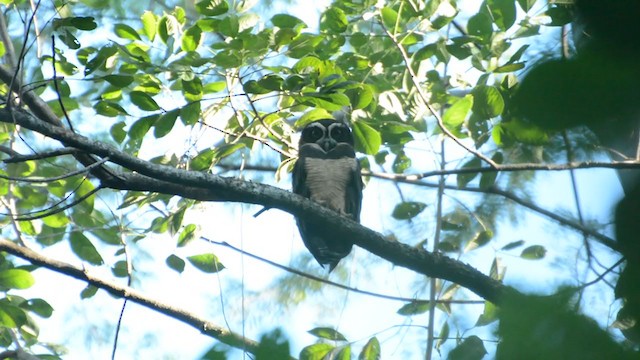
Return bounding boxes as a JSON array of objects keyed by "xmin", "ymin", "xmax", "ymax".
[{"xmin": 292, "ymin": 119, "xmax": 363, "ymax": 271}]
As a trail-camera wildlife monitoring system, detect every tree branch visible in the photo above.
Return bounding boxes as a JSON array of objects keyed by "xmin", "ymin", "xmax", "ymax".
[
  {"xmin": 0, "ymin": 106, "xmax": 511, "ymax": 304},
  {"xmin": 0, "ymin": 239, "xmax": 269, "ymax": 357}
]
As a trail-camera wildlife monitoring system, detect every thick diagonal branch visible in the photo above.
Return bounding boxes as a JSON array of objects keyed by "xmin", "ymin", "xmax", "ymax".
[{"xmin": 0, "ymin": 106, "xmax": 511, "ymax": 304}]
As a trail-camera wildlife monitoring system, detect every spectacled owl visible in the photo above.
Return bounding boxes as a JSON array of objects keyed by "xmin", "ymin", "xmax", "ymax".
[{"xmin": 292, "ymin": 119, "xmax": 363, "ymax": 271}]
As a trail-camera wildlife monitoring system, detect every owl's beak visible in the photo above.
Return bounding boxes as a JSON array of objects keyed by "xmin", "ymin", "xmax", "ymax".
[{"xmin": 319, "ymin": 138, "xmax": 337, "ymax": 152}]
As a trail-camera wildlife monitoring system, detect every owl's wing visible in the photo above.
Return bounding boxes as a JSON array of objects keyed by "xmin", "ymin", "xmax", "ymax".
[
  {"xmin": 345, "ymin": 159, "xmax": 363, "ymax": 222},
  {"xmin": 292, "ymin": 155, "xmax": 309, "ymax": 198}
]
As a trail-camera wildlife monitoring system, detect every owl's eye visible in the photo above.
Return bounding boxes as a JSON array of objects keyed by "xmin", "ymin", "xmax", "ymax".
[
  {"xmin": 304, "ymin": 125, "xmax": 324, "ymax": 142},
  {"xmin": 331, "ymin": 126, "xmax": 349, "ymax": 142}
]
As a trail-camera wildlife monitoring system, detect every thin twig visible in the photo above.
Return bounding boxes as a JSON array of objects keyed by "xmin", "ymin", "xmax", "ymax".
[
  {"xmin": 379, "ymin": 19, "xmax": 498, "ymax": 168},
  {"xmin": 3, "ymin": 147, "xmax": 80, "ymax": 163},
  {"xmin": 50, "ymin": 36, "xmax": 74, "ymax": 132},
  {"xmin": 203, "ymin": 236, "xmax": 484, "ymax": 305},
  {"xmin": 12, "ymin": 183, "xmax": 102, "ymax": 221},
  {"xmin": 0, "ymin": 157, "xmax": 110, "ymax": 183},
  {"xmin": 0, "ymin": 239, "xmax": 269, "ymax": 357}
]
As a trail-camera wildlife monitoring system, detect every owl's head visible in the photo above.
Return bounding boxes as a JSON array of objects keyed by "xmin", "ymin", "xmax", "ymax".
[{"xmin": 299, "ymin": 119, "xmax": 354, "ymax": 152}]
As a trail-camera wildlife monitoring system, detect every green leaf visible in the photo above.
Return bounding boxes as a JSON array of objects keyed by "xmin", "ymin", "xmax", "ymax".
[
  {"xmin": 154, "ymin": 109, "xmax": 179, "ymax": 138},
  {"xmin": 80, "ymin": 285, "xmax": 98, "ymax": 299},
  {"xmin": 487, "ymin": 0, "xmax": 516, "ymax": 31},
  {"xmin": 456, "ymin": 157, "xmax": 481, "ymax": 188},
  {"xmin": 308, "ymin": 327, "xmax": 347, "ymax": 341},
  {"xmin": 187, "ymin": 253, "xmax": 225, "ymax": 273},
  {"xmin": 258, "ymin": 74, "xmax": 284, "ymax": 91},
  {"xmin": 196, "ymin": 0, "xmax": 229, "ymax": 16},
  {"xmin": 501, "ymin": 240, "xmax": 525, "ymax": 251},
  {"xmin": 475, "ymin": 301, "xmax": 498, "ymax": 326},
  {"xmin": 166, "ymin": 255, "xmax": 186, "ymax": 273},
  {"xmin": 130, "ymin": 91, "xmax": 161, "ymax": 111},
  {"xmin": 472, "ymin": 85, "xmax": 504, "ymax": 119},
  {"xmin": 180, "ymin": 102, "xmax": 201, "ymax": 125},
  {"xmin": 397, "ymin": 301, "xmax": 430, "ymax": 316},
  {"xmin": 111, "ymin": 260, "xmax": 129, "ymax": 277},
  {"xmin": 128, "ymin": 114, "xmax": 159, "ymax": 140},
  {"xmin": 300, "ymin": 343, "xmax": 333, "ymax": 360},
  {"xmin": 69, "ymin": 233, "xmax": 104, "ymax": 265},
  {"xmin": 468, "ymin": 12, "xmax": 493, "ymax": 38},
  {"xmin": 448, "ymin": 336, "xmax": 487, "ymax": 360},
  {"xmin": 358, "ymin": 337, "xmax": 381, "ymax": 360},
  {"xmin": 141, "ymin": 11, "xmax": 157, "ymax": 40},
  {"xmin": 345, "ymin": 86, "xmax": 373, "ymax": 110},
  {"xmin": 517, "ymin": 0, "xmax": 536, "ymax": 11},
  {"xmin": 104, "ymin": 74, "xmax": 134, "ymax": 88},
  {"xmin": 464, "ymin": 230, "xmax": 494, "ymax": 252},
  {"xmin": 182, "ymin": 77, "xmax": 204, "ymax": 102},
  {"xmin": 110, "ymin": 122, "xmax": 127, "ymax": 143},
  {"xmin": 114, "ymin": 23, "xmax": 141, "ymax": 40},
  {"xmin": 24, "ymin": 298, "xmax": 53, "ymax": 318},
  {"xmin": 52, "ymin": 16, "xmax": 97, "ymax": 31},
  {"xmin": 443, "ymin": 95, "xmax": 473, "ymax": 128},
  {"xmin": 295, "ymin": 109, "xmax": 332, "ymax": 128},
  {"xmin": 41, "ymin": 211, "xmax": 69, "ymax": 228},
  {"xmin": 520, "ymin": 245, "xmax": 546, "ymax": 260},
  {"xmin": 95, "ymin": 101, "xmax": 128, "ymax": 117},
  {"xmin": 74, "ymin": 179, "xmax": 96, "ymax": 212},
  {"xmin": 352, "ymin": 121, "xmax": 381, "ymax": 155},
  {"xmin": 181, "ymin": 25, "xmax": 202, "ymax": 52},
  {"xmin": 479, "ymin": 153, "xmax": 503, "ymax": 189},
  {"xmin": 177, "ymin": 224, "xmax": 198, "ymax": 246},
  {"xmin": 320, "ymin": 7, "xmax": 348, "ymax": 33},
  {"xmin": 494, "ymin": 62, "xmax": 525, "ymax": 73},
  {"xmin": 0, "ymin": 269, "xmax": 35, "ymax": 289},
  {"xmin": 391, "ymin": 201, "xmax": 427, "ymax": 220},
  {"xmin": 271, "ymin": 14, "xmax": 307, "ymax": 29},
  {"xmin": 381, "ymin": 7, "xmax": 399, "ymax": 30},
  {"xmin": 392, "ymin": 151, "xmax": 411, "ymax": 173},
  {"xmin": 0, "ymin": 302, "xmax": 27, "ymax": 328}
]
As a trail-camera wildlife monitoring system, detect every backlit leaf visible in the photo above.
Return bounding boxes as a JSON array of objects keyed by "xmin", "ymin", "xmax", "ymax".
[
  {"xmin": 0, "ymin": 269, "xmax": 35, "ymax": 289},
  {"xmin": 308, "ymin": 327, "xmax": 347, "ymax": 341},
  {"xmin": 392, "ymin": 202, "xmax": 427, "ymax": 220},
  {"xmin": 352, "ymin": 121, "xmax": 381, "ymax": 155},
  {"xmin": 69, "ymin": 232, "xmax": 104, "ymax": 265},
  {"xmin": 187, "ymin": 253, "xmax": 225, "ymax": 273},
  {"xmin": 521, "ymin": 245, "xmax": 546, "ymax": 260}
]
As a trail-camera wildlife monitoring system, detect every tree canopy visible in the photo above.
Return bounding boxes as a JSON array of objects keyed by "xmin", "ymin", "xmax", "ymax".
[{"xmin": 0, "ymin": 0, "xmax": 638, "ymax": 358}]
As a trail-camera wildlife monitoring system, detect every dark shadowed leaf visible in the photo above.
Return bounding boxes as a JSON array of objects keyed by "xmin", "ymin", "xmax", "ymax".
[
  {"xmin": 154, "ymin": 109, "xmax": 179, "ymax": 138},
  {"xmin": 130, "ymin": 91, "xmax": 160, "ymax": 111},
  {"xmin": 271, "ymin": 14, "xmax": 307, "ymax": 29},
  {"xmin": 397, "ymin": 301, "xmax": 430, "ymax": 315},
  {"xmin": 320, "ymin": 7, "xmax": 348, "ymax": 33},
  {"xmin": 520, "ymin": 245, "xmax": 546, "ymax": 260},
  {"xmin": 392, "ymin": 202, "xmax": 427, "ymax": 220},
  {"xmin": 501, "ymin": 240, "xmax": 525, "ymax": 251},
  {"xmin": 80, "ymin": 285, "xmax": 98, "ymax": 299},
  {"xmin": 166, "ymin": 255, "xmax": 185, "ymax": 273},
  {"xmin": 24, "ymin": 298, "xmax": 53, "ymax": 318},
  {"xmin": 69, "ymin": 233, "xmax": 104, "ymax": 265},
  {"xmin": 448, "ymin": 335, "xmax": 487, "ymax": 360},
  {"xmin": 472, "ymin": 85, "xmax": 504, "ymax": 119},
  {"xmin": 308, "ymin": 327, "xmax": 347, "ymax": 341},
  {"xmin": 487, "ymin": 0, "xmax": 516, "ymax": 30}
]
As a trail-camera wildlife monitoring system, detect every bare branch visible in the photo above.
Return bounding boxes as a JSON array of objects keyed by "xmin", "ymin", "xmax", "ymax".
[{"xmin": 2, "ymin": 147, "xmax": 80, "ymax": 163}]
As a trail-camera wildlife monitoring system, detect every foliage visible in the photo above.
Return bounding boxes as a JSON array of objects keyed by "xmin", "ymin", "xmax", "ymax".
[{"xmin": 0, "ymin": 0, "xmax": 637, "ymax": 358}]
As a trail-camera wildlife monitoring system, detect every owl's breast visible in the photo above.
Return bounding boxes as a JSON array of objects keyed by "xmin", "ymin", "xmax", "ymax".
[{"xmin": 304, "ymin": 157, "xmax": 357, "ymax": 214}]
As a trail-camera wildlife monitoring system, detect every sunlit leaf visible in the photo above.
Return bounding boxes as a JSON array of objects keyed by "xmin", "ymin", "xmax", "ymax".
[
  {"xmin": 181, "ymin": 25, "xmax": 202, "ymax": 52},
  {"xmin": 114, "ymin": 23, "xmax": 141, "ymax": 40},
  {"xmin": 187, "ymin": 253, "xmax": 225, "ymax": 273},
  {"xmin": 295, "ymin": 109, "xmax": 332, "ymax": 128},
  {"xmin": 320, "ymin": 7, "xmax": 348, "ymax": 33},
  {"xmin": 0, "ymin": 269, "xmax": 35, "ymax": 289},
  {"xmin": 196, "ymin": 0, "xmax": 229, "ymax": 16},
  {"xmin": 141, "ymin": 11, "xmax": 157, "ymax": 40},
  {"xmin": 352, "ymin": 121, "xmax": 381, "ymax": 155},
  {"xmin": 358, "ymin": 337, "xmax": 381, "ymax": 360},
  {"xmin": 472, "ymin": 85, "xmax": 504, "ymax": 119},
  {"xmin": 443, "ymin": 95, "xmax": 473, "ymax": 128},
  {"xmin": 300, "ymin": 343, "xmax": 333, "ymax": 360},
  {"xmin": 464, "ymin": 230, "xmax": 493, "ymax": 252},
  {"xmin": 271, "ymin": 14, "xmax": 307, "ymax": 29}
]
